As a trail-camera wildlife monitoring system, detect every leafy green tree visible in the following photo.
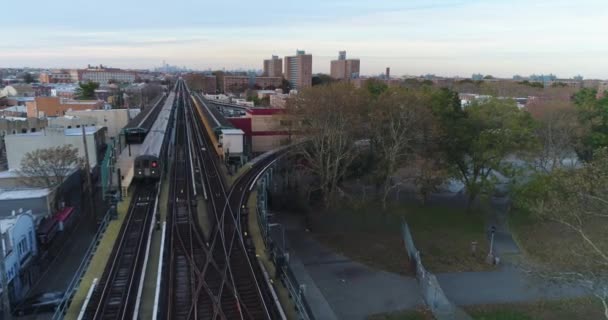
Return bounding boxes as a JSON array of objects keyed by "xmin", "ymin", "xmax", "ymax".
[
  {"xmin": 75, "ymin": 81, "xmax": 100, "ymax": 100},
  {"xmin": 573, "ymin": 88, "xmax": 608, "ymax": 160},
  {"xmin": 23, "ymin": 72, "xmax": 35, "ymax": 84},
  {"xmin": 365, "ymin": 78, "xmax": 389, "ymax": 99},
  {"xmin": 312, "ymin": 74, "xmax": 335, "ymax": 86},
  {"xmin": 436, "ymin": 96, "xmax": 537, "ymax": 207},
  {"xmin": 281, "ymin": 78, "xmax": 292, "ymax": 93}
]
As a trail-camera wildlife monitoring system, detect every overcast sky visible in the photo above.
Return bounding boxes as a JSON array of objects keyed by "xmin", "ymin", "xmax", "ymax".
[{"xmin": 2, "ymin": 0, "xmax": 607, "ymax": 78}]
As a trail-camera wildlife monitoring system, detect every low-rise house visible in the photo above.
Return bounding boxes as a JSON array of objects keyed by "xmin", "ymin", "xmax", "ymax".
[{"xmin": 1, "ymin": 210, "xmax": 38, "ymax": 302}]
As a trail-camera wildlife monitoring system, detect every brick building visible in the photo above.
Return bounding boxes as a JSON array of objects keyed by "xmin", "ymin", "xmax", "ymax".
[
  {"xmin": 39, "ymin": 70, "xmax": 73, "ymax": 84},
  {"xmin": 263, "ymin": 55, "xmax": 283, "ymax": 77},
  {"xmin": 330, "ymin": 51, "xmax": 360, "ymax": 81},
  {"xmin": 598, "ymin": 81, "xmax": 608, "ymax": 99},
  {"xmin": 223, "ymin": 76, "xmax": 282, "ymax": 93},
  {"xmin": 25, "ymin": 97, "xmax": 104, "ymax": 118},
  {"xmin": 284, "ymin": 50, "xmax": 312, "ymax": 89},
  {"xmin": 78, "ymin": 65, "xmax": 137, "ymax": 84},
  {"xmin": 227, "ymin": 107, "xmax": 294, "ymax": 153}
]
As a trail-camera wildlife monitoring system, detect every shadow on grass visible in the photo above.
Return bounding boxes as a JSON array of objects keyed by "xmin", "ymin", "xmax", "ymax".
[{"xmin": 311, "ymin": 200, "xmax": 493, "ymax": 274}]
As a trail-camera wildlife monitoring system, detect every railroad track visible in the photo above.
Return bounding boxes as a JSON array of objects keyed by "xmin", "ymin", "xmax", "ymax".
[
  {"xmin": 166, "ymin": 81, "xmax": 224, "ymax": 320},
  {"xmin": 164, "ymin": 79, "xmax": 278, "ymax": 319},
  {"xmin": 82, "ymin": 183, "xmax": 157, "ymax": 320},
  {"xmin": 188, "ymin": 88, "xmax": 276, "ymax": 319}
]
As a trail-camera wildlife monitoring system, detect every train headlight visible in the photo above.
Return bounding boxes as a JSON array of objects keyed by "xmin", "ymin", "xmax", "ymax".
[{"xmin": 151, "ymin": 161, "xmax": 158, "ymax": 168}]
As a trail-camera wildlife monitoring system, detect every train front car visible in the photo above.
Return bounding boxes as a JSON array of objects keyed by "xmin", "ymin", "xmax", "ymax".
[{"xmin": 134, "ymin": 155, "xmax": 161, "ymax": 180}]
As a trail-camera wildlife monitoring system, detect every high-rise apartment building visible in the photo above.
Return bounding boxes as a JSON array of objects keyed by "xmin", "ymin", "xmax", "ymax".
[
  {"xmin": 263, "ymin": 55, "xmax": 283, "ymax": 77},
  {"xmin": 284, "ymin": 50, "xmax": 312, "ymax": 89},
  {"xmin": 330, "ymin": 51, "xmax": 360, "ymax": 81}
]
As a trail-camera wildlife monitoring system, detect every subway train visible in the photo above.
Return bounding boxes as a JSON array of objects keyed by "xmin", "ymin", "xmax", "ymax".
[{"xmin": 134, "ymin": 155, "xmax": 161, "ymax": 180}]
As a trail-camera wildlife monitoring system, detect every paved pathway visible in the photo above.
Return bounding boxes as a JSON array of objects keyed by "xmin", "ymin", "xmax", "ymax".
[{"xmin": 278, "ymin": 215, "xmax": 423, "ymax": 320}]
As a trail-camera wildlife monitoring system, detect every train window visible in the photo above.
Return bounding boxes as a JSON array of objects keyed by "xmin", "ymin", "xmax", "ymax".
[{"xmin": 142, "ymin": 160, "xmax": 149, "ymax": 168}]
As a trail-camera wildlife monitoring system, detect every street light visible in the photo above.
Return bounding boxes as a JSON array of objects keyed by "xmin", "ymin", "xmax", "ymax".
[{"xmin": 486, "ymin": 225, "xmax": 497, "ymax": 265}]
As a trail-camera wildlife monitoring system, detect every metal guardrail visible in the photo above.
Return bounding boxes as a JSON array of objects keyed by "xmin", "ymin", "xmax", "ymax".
[
  {"xmin": 51, "ymin": 208, "xmax": 113, "ymax": 320},
  {"xmin": 255, "ymin": 187, "xmax": 314, "ymax": 320},
  {"xmin": 101, "ymin": 138, "xmax": 119, "ymax": 200}
]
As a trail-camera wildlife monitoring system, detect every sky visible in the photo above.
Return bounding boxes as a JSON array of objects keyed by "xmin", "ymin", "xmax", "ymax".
[{"xmin": 2, "ymin": 0, "xmax": 608, "ymax": 78}]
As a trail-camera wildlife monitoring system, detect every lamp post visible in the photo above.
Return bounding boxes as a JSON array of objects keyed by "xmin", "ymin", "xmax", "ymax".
[{"xmin": 486, "ymin": 225, "xmax": 497, "ymax": 264}]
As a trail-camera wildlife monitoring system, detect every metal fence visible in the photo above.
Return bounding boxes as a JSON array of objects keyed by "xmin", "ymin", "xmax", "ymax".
[
  {"xmin": 402, "ymin": 220, "xmax": 473, "ymax": 320},
  {"xmin": 52, "ymin": 208, "xmax": 114, "ymax": 319},
  {"xmin": 100, "ymin": 137, "xmax": 120, "ymax": 200},
  {"xmin": 256, "ymin": 186, "xmax": 314, "ymax": 320}
]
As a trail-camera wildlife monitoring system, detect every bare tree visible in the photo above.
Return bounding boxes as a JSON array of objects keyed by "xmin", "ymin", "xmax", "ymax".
[
  {"xmin": 370, "ymin": 88, "xmax": 434, "ymax": 209},
  {"xmin": 523, "ymin": 148, "xmax": 608, "ymax": 318},
  {"xmin": 18, "ymin": 145, "xmax": 83, "ymax": 209},
  {"xmin": 412, "ymin": 155, "xmax": 448, "ymax": 205},
  {"xmin": 533, "ymin": 107, "xmax": 581, "ymax": 171},
  {"xmin": 287, "ymin": 82, "xmax": 368, "ymax": 208}
]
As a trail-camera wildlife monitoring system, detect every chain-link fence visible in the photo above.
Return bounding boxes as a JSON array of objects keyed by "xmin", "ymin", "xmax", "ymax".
[
  {"xmin": 402, "ymin": 220, "xmax": 473, "ymax": 320},
  {"xmin": 256, "ymin": 186, "xmax": 314, "ymax": 320}
]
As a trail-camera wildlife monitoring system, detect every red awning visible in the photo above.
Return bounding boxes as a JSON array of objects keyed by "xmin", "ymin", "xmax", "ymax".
[{"xmin": 54, "ymin": 207, "xmax": 74, "ymax": 222}]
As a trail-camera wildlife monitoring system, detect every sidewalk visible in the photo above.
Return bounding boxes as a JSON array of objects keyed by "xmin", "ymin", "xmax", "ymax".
[{"xmin": 278, "ymin": 214, "xmax": 423, "ymax": 320}]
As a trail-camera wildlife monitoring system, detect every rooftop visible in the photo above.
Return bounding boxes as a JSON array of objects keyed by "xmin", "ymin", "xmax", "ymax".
[
  {"xmin": 0, "ymin": 188, "xmax": 51, "ymax": 201},
  {"xmin": 220, "ymin": 128, "xmax": 245, "ymax": 135}
]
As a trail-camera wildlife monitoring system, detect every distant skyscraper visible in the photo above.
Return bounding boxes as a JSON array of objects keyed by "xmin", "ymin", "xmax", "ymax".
[
  {"xmin": 263, "ymin": 55, "xmax": 283, "ymax": 77},
  {"xmin": 284, "ymin": 50, "xmax": 312, "ymax": 89},
  {"xmin": 330, "ymin": 51, "xmax": 360, "ymax": 81}
]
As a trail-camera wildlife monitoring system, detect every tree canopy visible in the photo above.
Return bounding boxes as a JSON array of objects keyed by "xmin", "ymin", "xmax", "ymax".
[
  {"xmin": 75, "ymin": 81, "xmax": 100, "ymax": 100},
  {"xmin": 18, "ymin": 145, "xmax": 83, "ymax": 188},
  {"xmin": 573, "ymin": 88, "xmax": 608, "ymax": 160},
  {"xmin": 435, "ymin": 97, "xmax": 537, "ymax": 205},
  {"xmin": 288, "ymin": 82, "xmax": 369, "ymax": 207}
]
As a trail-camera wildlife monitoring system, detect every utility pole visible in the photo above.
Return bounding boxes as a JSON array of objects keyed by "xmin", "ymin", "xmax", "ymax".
[{"xmin": 81, "ymin": 126, "xmax": 96, "ymax": 222}]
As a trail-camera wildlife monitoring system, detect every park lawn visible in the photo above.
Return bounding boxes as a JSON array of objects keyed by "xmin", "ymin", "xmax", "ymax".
[
  {"xmin": 367, "ymin": 308, "xmax": 432, "ymax": 320},
  {"xmin": 466, "ymin": 297, "xmax": 604, "ymax": 320},
  {"xmin": 369, "ymin": 297, "xmax": 603, "ymax": 320},
  {"xmin": 509, "ymin": 212, "xmax": 608, "ymax": 271},
  {"xmin": 312, "ymin": 201, "xmax": 492, "ymax": 275}
]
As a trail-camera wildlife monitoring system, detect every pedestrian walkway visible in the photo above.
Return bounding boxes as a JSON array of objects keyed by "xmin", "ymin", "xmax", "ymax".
[
  {"xmin": 432, "ymin": 195, "xmax": 587, "ymax": 306},
  {"xmin": 29, "ymin": 216, "xmax": 97, "ymax": 295},
  {"xmin": 437, "ymin": 265, "xmax": 587, "ymax": 306},
  {"xmin": 278, "ymin": 214, "xmax": 423, "ymax": 320}
]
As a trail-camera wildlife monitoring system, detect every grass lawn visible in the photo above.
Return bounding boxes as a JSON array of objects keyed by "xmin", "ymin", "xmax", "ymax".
[
  {"xmin": 367, "ymin": 308, "xmax": 433, "ymax": 320},
  {"xmin": 311, "ymin": 201, "xmax": 492, "ymax": 274},
  {"xmin": 509, "ymin": 211, "xmax": 608, "ymax": 272},
  {"xmin": 369, "ymin": 298, "xmax": 603, "ymax": 320},
  {"xmin": 466, "ymin": 298, "xmax": 604, "ymax": 320}
]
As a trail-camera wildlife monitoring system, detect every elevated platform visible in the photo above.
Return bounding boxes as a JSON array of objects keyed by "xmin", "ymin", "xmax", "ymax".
[
  {"xmin": 191, "ymin": 94, "xmax": 225, "ymax": 159},
  {"xmin": 114, "ymin": 92, "xmax": 175, "ymax": 193},
  {"xmin": 125, "ymin": 93, "xmax": 166, "ymax": 129}
]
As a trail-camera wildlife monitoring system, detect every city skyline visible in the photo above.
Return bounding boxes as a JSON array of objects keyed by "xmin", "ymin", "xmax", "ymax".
[{"xmin": 2, "ymin": 0, "xmax": 608, "ymax": 78}]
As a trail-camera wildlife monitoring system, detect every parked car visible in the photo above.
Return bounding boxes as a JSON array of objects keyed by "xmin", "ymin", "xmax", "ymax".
[{"xmin": 13, "ymin": 291, "xmax": 64, "ymax": 316}]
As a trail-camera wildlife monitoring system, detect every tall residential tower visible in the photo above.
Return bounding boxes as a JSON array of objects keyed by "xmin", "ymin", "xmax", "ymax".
[
  {"xmin": 330, "ymin": 51, "xmax": 360, "ymax": 81},
  {"xmin": 284, "ymin": 50, "xmax": 312, "ymax": 90},
  {"xmin": 263, "ymin": 55, "xmax": 283, "ymax": 77}
]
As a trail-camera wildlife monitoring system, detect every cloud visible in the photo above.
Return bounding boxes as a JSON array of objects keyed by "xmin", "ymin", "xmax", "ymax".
[{"xmin": 1, "ymin": 0, "xmax": 607, "ymax": 78}]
